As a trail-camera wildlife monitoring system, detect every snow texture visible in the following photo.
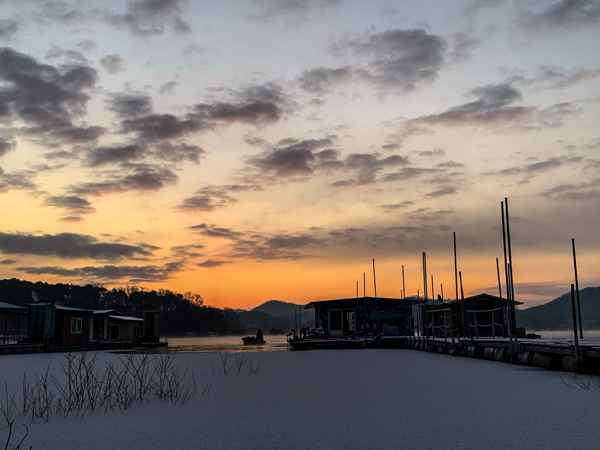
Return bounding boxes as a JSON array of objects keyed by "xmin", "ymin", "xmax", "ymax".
[{"xmin": 1, "ymin": 349, "xmax": 599, "ymax": 450}]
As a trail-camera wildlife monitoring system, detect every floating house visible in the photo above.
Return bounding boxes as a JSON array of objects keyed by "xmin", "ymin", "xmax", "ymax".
[
  {"xmin": 305, "ymin": 297, "xmax": 424, "ymax": 337},
  {"xmin": 416, "ymin": 293, "xmax": 522, "ymax": 338},
  {"xmin": 54, "ymin": 306, "xmax": 94, "ymax": 346},
  {"xmin": 93, "ymin": 310, "xmax": 143, "ymax": 342}
]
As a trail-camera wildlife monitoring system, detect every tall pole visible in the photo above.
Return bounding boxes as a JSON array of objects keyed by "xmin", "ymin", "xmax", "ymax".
[
  {"xmin": 496, "ymin": 258, "xmax": 502, "ymax": 299},
  {"xmin": 356, "ymin": 281, "xmax": 358, "ymax": 299},
  {"xmin": 572, "ymin": 238, "xmax": 583, "ymax": 340},
  {"xmin": 373, "ymin": 259, "xmax": 378, "ymax": 333},
  {"xmin": 440, "ymin": 284, "xmax": 444, "ymax": 302},
  {"xmin": 422, "ymin": 252, "xmax": 428, "ymax": 301},
  {"xmin": 363, "ymin": 273, "xmax": 366, "ymax": 334},
  {"xmin": 453, "ymin": 232, "xmax": 459, "ymax": 339},
  {"xmin": 459, "ymin": 271, "xmax": 467, "ymax": 337},
  {"xmin": 504, "ymin": 198, "xmax": 517, "ymax": 337},
  {"xmin": 570, "ymin": 284, "xmax": 580, "ymax": 372},
  {"xmin": 402, "ymin": 265, "xmax": 405, "ymax": 300},
  {"xmin": 501, "ymin": 201, "xmax": 513, "ymax": 347},
  {"xmin": 431, "ymin": 275, "xmax": 434, "ymax": 302}
]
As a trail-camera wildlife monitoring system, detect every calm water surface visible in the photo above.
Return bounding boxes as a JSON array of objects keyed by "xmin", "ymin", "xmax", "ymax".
[{"xmin": 166, "ymin": 335, "xmax": 290, "ymax": 353}]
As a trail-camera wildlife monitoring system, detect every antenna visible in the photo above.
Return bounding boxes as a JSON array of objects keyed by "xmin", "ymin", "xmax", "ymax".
[{"xmin": 32, "ymin": 291, "xmax": 39, "ymax": 303}]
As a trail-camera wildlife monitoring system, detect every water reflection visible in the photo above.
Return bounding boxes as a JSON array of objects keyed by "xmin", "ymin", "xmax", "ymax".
[{"xmin": 166, "ymin": 335, "xmax": 290, "ymax": 353}]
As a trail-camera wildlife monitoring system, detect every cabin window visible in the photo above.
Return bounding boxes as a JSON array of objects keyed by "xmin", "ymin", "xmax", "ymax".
[{"xmin": 70, "ymin": 318, "xmax": 82, "ymax": 334}]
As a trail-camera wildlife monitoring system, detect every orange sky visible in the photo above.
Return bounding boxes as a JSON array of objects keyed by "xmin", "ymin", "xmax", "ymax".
[{"xmin": 0, "ymin": 1, "xmax": 599, "ymax": 310}]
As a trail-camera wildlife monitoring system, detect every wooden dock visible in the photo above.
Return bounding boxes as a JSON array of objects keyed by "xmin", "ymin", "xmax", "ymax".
[{"xmin": 401, "ymin": 335, "xmax": 600, "ymax": 373}]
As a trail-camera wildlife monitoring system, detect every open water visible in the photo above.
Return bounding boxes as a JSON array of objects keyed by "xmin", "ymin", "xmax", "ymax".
[{"xmin": 165, "ymin": 335, "xmax": 290, "ymax": 353}]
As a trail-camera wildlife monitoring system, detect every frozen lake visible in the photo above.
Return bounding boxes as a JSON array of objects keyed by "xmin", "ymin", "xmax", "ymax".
[{"xmin": 1, "ymin": 349, "xmax": 599, "ymax": 449}]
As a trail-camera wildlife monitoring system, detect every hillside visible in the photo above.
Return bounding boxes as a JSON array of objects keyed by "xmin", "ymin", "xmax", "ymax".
[
  {"xmin": 517, "ymin": 286, "xmax": 600, "ymax": 331},
  {"xmin": 237, "ymin": 300, "xmax": 313, "ymax": 334}
]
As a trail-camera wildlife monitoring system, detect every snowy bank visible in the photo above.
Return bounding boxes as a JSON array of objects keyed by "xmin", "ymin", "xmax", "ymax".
[{"xmin": 1, "ymin": 349, "xmax": 599, "ymax": 450}]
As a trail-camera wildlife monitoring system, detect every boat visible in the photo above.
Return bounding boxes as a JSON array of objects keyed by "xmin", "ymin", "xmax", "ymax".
[
  {"xmin": 287, "ymin": 333, "xmax": 383, "ymax": 350},
  {"xmin": 242, "ymin": 336, "xmax": 266, "ymax": 345},
  {"xmin": 242, "ymin": 329, "xmax": 265, "ymax": 345}
]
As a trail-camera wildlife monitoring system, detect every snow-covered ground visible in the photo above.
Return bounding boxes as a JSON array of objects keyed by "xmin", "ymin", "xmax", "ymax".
[{"xmin": 1, "ymin": 349, "xmax": 598, "ymax": 450}]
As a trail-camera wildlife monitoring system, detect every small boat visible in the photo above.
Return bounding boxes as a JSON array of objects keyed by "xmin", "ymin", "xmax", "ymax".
[
  {"xmin": 242, "ymin": 336, "xmax": 266, "ymax": 345},
  {"xmin": 287, "ymin": 333, "xmax": 383, "ymax": 351},
  {"xmin": 242, "ymin": 329, "xmax": 265, "ymax": 345}
]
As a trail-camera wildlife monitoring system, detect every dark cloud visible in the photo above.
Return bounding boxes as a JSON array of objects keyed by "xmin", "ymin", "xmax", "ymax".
[
  {"xmin": 0, "ymin": 232, "xmax": 154, "ymax": 261},
  {"xmin": 45, "ymin": 46, "xmax": 89, "ymax": 65},
  {"xmin": 381, "ymin": 167, "xmax": 442, "ymax": 183},
  {"xmin": 1, "ymin": 259, "xmax": 16, "ymax": 265},
  {"xmin": 189, "ymin": 223, "xmax": 244, "ymax": 240},
  {"xmin": 248, "ymin": 0, "xmax": 342, "ymax": 25},
  {"xmin": 197, "ymin": 259, "xmax": 233, "ymax": 268},
  {"xmin": 68, "ymin": 165, "xmax": 179, "ymax": 196},
  {"xmin": 228, "ymin": 233, "xmax": 319, "ymax": 260},
  {"xmin": 107, "ymin": 92, "xmax": 154, "ymax": 119},
  {"xmin": 447, "ymin": 33, "xmax": 481, "ymax": 63},
  {"xmin": 0, "ymin": 139, "xmax": 15, "ymax": 157},
  {"xmin": 178, "ymin": 184, "xmax": 261, "ymax": 212},
  {"xmin": 104, "ymin": 0, "xmax": 192, "ymax": 36},
  {"xmin": 512, "ymin": 65, "xmax": 600, "ymax": 89},
  {"xmin": 332, "ymin": 28, "xmax": 448, "ymax": 93},
  {"xmin": 170, "ymin": 244, "xmax": 204, "ymax": 258},
  {"xmin": 248, "ymin": 138, "xmax": 342, "ymax": 178},
  {"xmin": 518, "ymin": 0, "xmax": 600, "ymax": 32},
  {"xmin": 425, "ymin": 186, "xmax": 457, "ymax": 197},
  {"xmin": 0, "ymin": 20, "xmax": 19, "ymax": 40},
  {"xmin": 297, "ymin": 66, "xmax": 355, "ymax": 94},
  {"xmin": 417, "ymin": 148, "xmax": 445, "ymax": 157},
  {"xmin": 488, "ymin": 156, "xmax": 584, "ymax": 177},
  {"xmin": 85, "ymin": 144, "xmax": 146, "ymax": 167},
  {"xmin": 194, "ymin": 83, "xmax": 289, "ymax": 127},
  {"xmin": 16, "ymin": 261, "xmax": 184, "ymax": 283},
  {"xmin": 398, "ymin": 84, "xmax": 547, "ymax": 142},
  {"xmin": 539, "ymin": 180, "xmax": 600, "ymax": 200},
  {"xmin": 0, "ymin": 170, "xmax": 38, "ymax": 193},
  {"xmin": 0, "ymin": 47, "xmax": 103, "ymax": 145},
  {"xmin": 44, "ymin": 195, "xmax": 96, "ymax": 221},
  {"xmin": 338, "ymin": 153, "xmax": 411, "ymax": 185},
  {"xmin": 159, "ymin": 81, "xmax": 177, "ymax": 94},
  {"xmin": 379, "ymin": 201, "xmax": 414, "ymax": 211},
  {"xmin": 100, "ymin": 54, "xmax": 126, "ymax": 74},
  {"xmin": 435, "ymin": 161, "xmax": 465, "ymax": 169}
]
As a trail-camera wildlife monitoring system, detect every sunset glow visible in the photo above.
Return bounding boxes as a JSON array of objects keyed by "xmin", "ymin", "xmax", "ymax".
[{"xmin": 0, "ymin": 0, "xmax": 598, "ymax": 309}]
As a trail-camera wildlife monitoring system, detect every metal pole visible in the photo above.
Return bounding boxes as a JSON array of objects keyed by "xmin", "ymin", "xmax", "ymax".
[
  {"xmin": 501, "ymin": 201, "xmax": 513, "ymax": 354},
  {"xmin": 572, "ymin": 238, "xmax": 583, "ymax": 340},
  {"xmin": 453, "ymin": 232, "xmax": 459, "ymax": 339},
  {"xmin": 363, "ymin": 273, "xmax": 366, "ymax": 334},
  {"xmin": 496, "ymin": 257, "xmax": 503, "ymax": 337},
  {"xmin": 431, "ymin": 275, "xmax": 434, "ymax": 302},
  {"xmin": 570, "ymin": 284, "xmax": 580, "ymax": 372},
  {"xmin": 504, "ymin": 198, "xmax": 517, "ymax": 337},
  {"xmin": 459, "ymin": 271, "xmax": 467, "ymax": 337},
  {"xmin": 441, "ymin": 284, "xmax": 444, "ymax": 302},
  {"xmin": 373, "ymin": 259, "xmax": 378, "ymax": 333},
  {"xmin": 402, "ymin": 265, "xmax": 405, "ymax": 300}
]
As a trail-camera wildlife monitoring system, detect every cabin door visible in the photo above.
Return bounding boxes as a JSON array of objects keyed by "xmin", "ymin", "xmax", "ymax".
[{"xmin": 328, "ymin": 309, "xmax": 355, "ymax": 336}]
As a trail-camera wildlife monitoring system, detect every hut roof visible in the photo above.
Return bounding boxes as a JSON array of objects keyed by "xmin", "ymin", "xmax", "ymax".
[{"xmin": 0, "ymin": 301, "xmax": 27, "ymax": 312}]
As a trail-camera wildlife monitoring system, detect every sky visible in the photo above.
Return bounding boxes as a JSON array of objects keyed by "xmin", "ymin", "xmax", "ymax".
[{"xmin": 0, "ymin": 0, "xmax": 598, "ymax": 309}]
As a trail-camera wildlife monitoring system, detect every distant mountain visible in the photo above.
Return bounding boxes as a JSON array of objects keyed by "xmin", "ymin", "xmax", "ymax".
[
  {"xmin": 251, "ymin": 299, "xmax": 305, "ymax": 316},
  {"xmin": 517, "ymin": 286, "xmax": 600, "ymax": 331},
  {"xmin": 238, "ymin": 300, "xmax": 313, "ymax": 334}
]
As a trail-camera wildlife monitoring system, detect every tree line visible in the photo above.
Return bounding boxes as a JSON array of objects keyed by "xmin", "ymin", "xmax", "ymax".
[{"xmin": 0, "ymin": 278, "xmax": 245, "ymax": 336}]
